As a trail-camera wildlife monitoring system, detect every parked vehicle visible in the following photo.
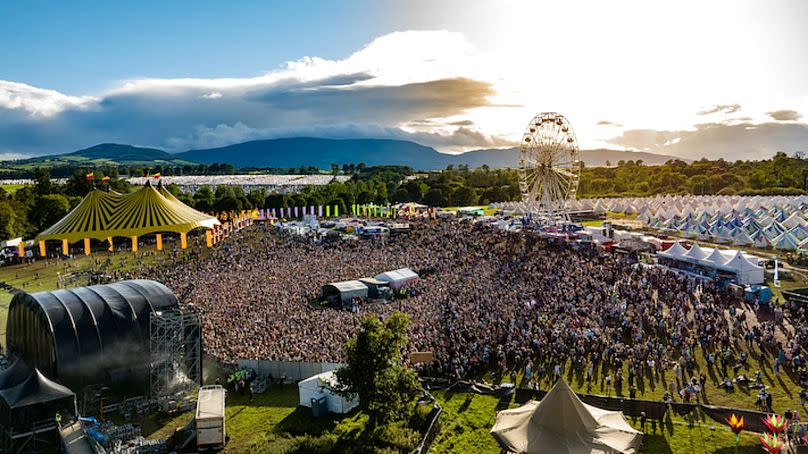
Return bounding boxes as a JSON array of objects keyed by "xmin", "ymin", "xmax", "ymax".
[{"xmin": 196, "ymin": 385, "xmax": 227, "ymax": 450}]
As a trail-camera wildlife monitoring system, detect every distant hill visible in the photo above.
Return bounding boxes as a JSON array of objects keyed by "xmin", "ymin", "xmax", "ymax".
[
  {"xmin": 6, "ymin": 138, "xmax": 682, "ymax": 171},
  {"xmin": 177, "ymin": 138, "xmax": 681, "ymax": 169},
  {"xmin": 444, "ymin": 147, "xmax": 683, "ymax": 168},
  {"xmin": 10, "ymin": 143, "xmax": 195, "ymax": 167}
]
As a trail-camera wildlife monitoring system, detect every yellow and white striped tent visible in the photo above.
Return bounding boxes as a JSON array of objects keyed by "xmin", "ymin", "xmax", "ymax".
[{"xmin": 36, "ymin": 183, "xmax": 219, "ymax": 254}]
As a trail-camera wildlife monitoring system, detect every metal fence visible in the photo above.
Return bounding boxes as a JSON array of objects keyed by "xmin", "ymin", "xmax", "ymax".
[{"xmin": 236, "ymin": 359, "xmax": 345, "ymax": 382}]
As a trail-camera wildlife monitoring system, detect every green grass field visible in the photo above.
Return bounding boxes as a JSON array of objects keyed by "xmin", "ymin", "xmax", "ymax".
[
  {"xmin": 432, "ymin": 391, "xmax": 764, "ymax": 453},
  {"xmin": 441, "ymin": 205, "xmax": 499, "ymax": 216},
  {"xmin": 138, "ymin": 385, "xmax": 303, "ymax": 453},
  {"xmin": 0, "ymin": 183, "xmax": 27, "ymax": 194}
]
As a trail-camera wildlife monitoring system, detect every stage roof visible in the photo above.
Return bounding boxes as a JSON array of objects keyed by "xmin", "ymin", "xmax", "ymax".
[{"xmin": 37, "ymin": 184, "xmax": 219, "ymax": 242}]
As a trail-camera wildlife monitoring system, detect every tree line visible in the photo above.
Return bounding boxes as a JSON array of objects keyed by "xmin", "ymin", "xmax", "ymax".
[{"xmin": 3, "ymin": 153, "xmax": 807, "ymax": 240}]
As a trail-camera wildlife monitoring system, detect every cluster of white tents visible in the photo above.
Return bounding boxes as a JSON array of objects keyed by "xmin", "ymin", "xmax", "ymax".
[
  {"xmin": 576, "ymin": 195, "xmax": 808, "ymax": 252},
  {"xmin": 657, "ymin": 242, "xmax": 765, "ymax": 285}
]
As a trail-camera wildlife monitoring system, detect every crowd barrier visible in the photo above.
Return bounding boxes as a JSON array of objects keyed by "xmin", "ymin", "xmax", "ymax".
[{"xmin": 236, "ymin": 359, "xmax": 344, "ymax": 382}]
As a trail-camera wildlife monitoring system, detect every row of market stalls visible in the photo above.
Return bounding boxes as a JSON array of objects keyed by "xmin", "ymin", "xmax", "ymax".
[
  {"xmin": 275, "ymin": 216, "xmax": 411, "ymax": 241},
  {"xmin": 322, "ymin": 268, "xmax": 420, "ymax": 303},
  {"xmin": 657, "ymin": 241, "xmax": 765, "ymax": 285}
]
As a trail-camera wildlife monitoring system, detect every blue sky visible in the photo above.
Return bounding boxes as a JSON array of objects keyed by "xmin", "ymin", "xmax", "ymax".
[
  {"xmin": 1, "ymin": 0, "xmax": 807, "ymax": 160},
  {"xmin": 0, "ymin": 1, "xmax": 389, "ymax": 93}
]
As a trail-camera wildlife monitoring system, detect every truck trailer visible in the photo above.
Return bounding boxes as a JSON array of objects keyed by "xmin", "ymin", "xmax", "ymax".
[{"xmin": 196, "ymin": 385, "xmax": 227, "ymax": 450}]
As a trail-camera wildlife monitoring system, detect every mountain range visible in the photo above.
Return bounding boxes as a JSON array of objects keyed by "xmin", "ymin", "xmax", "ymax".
[{"xmin": 5, "ymin": 138, "xmax": 682, "ymax": 170}]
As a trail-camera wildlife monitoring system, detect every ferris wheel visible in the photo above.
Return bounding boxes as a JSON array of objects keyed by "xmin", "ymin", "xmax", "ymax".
[{"xmin": 518, "ymin": 112, "xmax": 581, "ymax": 222}]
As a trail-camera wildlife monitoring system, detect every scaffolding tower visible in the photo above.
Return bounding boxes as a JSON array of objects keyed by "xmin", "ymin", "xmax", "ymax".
[{"xmin": 149, "ymin": 310, "xmax": 202, "ymax": 401}]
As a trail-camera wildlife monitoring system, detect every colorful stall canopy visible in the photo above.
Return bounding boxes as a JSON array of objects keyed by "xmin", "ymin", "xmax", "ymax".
[{"xmin": 36, "ymin": 183, "xmax": 220, "ymax": 243}]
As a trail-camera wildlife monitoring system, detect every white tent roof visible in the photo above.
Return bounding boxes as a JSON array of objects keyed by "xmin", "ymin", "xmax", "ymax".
[
  {"xmin": 658, "ymin": 242, "xmax": 688, "ymax": 259},
  {"xmin": 327, "ymin": 280, "xmax": 368, "ymax": 293},
  {"xmin": 682, "ymin": 243, "xmax": 708, "ymax": 262},
  {"xmin": 719, "ymin": 251, "xmax": 765, "ymax": 285},
  {"xmin": 773, "ymin": 232, "xmax": 800, "ymax": 251},
  {"xmin": 732, "ymin": 229, "xmax": 754, "ymax": 246},
  {"xmin": 491, "ymin": 379, "xmax": 641, "ymax": 454},
  {"xmin": 374, "ymin": 268, "xmax": 419, "ymax": 289},
  {"xmin": 699, "ymin": 248, "xmax": 730, "ymax": 268}
]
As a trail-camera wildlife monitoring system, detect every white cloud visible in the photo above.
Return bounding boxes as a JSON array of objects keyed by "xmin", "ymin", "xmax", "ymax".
[
  {"xmin": 0, "ymin": 26, "xmax": 807, "ymax": 160},
  {"xmin": 0, "ymin": 31, "xmax": 502, "ymax": 155},
  {"xmin": 0, "ymin": 80, "xmax": 96, "ymax": 117}
]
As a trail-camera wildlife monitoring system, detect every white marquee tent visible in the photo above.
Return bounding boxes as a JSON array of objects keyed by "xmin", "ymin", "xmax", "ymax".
[{"xmin": 656, "ymin": 243, "xmax": 764, "ymax": 285}]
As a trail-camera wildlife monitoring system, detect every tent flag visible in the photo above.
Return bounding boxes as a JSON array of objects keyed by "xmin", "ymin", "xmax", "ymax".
[
  {"xmin": 180, "ymin": 232, "xmax": 187, "ymax": 249},
  {"xmin": 334, "ymin": 205, "xmax": 339, "ymax": 217},
  {"xmin": 319, "ymin": 205, "xmax": 323, "ymax": 217},
  {"xmin": 156, "ymin": 233, "xmax": 163, "ymax": 251},
  {"xmin": 131, "ymin": 236, "xmax": 138, "ymax": 253},
  {"xmin": 38, "ymin": 241, "xmax": 45, "ymax": 257},
  {"xmin": 294, "ymin": 206, "xmax": 299, "ymax": 217},
  {"xmin": 326, "ymin": 205, "xmax": 331, "ymax": 217},
  {"xmin": 62, "ymin": 239, "xmax": 69, "ymax": 255},
  {"xmin": 83, "ymin": 238, "xmax": 90, "ymax": 255}
]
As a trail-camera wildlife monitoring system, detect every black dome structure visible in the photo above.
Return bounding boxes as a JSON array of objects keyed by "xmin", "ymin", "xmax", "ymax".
[{"xmin": 6, "ymin": 280, "xmax": 179, "ymax": 391}]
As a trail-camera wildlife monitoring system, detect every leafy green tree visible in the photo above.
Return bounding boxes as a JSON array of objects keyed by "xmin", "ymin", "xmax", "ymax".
[
  {"xmin": 0, "ymin": 201, "xmax": 19, "ymax": 238},
  {"xmin": 264, "ymin": 193, "xmax": 288, "ymax": 209},
  {"xmin": 422, "ymin": 187, "xmax": 449, "ymax": 206},
  {"xmin": 33, "ymin": 168, "xmax": 55, "ymax": 196},
  {"xmin": 247, "ymin": 189, "xmax": 267, "ymax": 208},
  {"xmin": 335, "ymin": 312, "xmax": 420, "ymax": 427},
  {"xmin": 451, "ymin": 185, "xmax": 477, "ymax": 206},
  {"xmin": 193, "ymin": 186, "xmax": 216, "ymax": 211},
  {"xmin": 30, "ymin": 194, "xmax": 71, "ymax": 231}
]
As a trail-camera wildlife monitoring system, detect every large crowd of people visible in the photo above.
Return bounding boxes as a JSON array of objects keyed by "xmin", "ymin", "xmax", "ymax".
[{"xmin": 136, "ymin": 220, "xmax": 807, "ymax": 410}]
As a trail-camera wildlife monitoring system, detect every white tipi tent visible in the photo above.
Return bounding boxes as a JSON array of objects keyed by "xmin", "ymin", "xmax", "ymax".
[{"xmin": 491, "ymin": 379, "xmax": 641, "ymax": 454}]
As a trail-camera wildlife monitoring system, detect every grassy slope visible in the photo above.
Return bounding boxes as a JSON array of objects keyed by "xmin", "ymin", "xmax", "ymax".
[
  {"xmin": 139, "ymin": 384, "xmax": 378, "ymax": 453},
  {"xmin": 140, "ymin": 385, "xmax": 302, "ymax": 453}
]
